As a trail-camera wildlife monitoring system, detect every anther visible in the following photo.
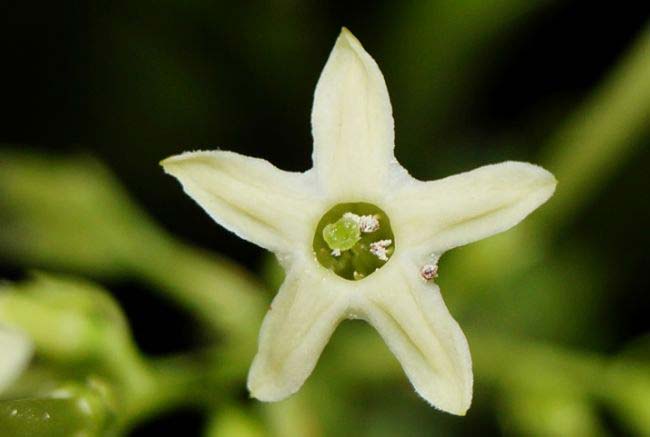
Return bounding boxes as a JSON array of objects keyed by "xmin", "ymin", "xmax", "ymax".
[
  {"xmin": 420, "ymin": 264, "xmax": 438, "ymax": 281},
  {"xmin": 359, "ymin": 215, "xmax": 380, "ymax": 233},
  {"xmin": 343, "ymin": 212, "xmax": 380, "ymax": 233},
  {"xmin": 369, "ymin": 239, "xmax": 392, "ymax": 261}
]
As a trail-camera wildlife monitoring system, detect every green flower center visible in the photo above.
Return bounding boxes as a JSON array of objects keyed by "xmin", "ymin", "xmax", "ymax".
[{"xmin": 313, "ymin": 202, "xmax": 395, "ymax": 280}]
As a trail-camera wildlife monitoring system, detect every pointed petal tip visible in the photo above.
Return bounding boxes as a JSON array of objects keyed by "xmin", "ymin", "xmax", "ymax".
[
  {"xmin": 440, "ymin": 393, "xmax": 472, "ymax": 416},
  {"xmin": 413, "ymin": 367, "xmax": 473, "ymax": 415},
  {"xmin": 416, "ymin": 380, "xmax": 472, "ymax": 416},
  {"xmin": 246, "ymin": 370, "xmax": 295, "ymax": 403},
  {"xmin": 339, "ymin": 26, "xmax": 352, "ymax": 39},
  {"xmin": 503, "ymin": 160, "xmax": 558, "ymax": 195},
  {"xmin": 159, "ymin": 152, "xmax": 192, "ymax": 171},
  {"xmin": 159, "ymin": 156, "xmax": 176, "ymax": 169},
  {"xmin": 159, "ymin": 150, "xmax": 216, "ymax": 174},
  {"xmin": 527, "ymin": 161, "xmax": 557, "ymax": 184},
  {"xmin": 503, "ymin": 160, "xmax": 554, "ymax": 176},
  {"xmin": 490, "ymin": 160, "xmax": 559, "ymax": 216},
  {"xmin": 160, "ymin": 157, "xmax": 184, "ymax": 179},
  {"xmin": 159, "ymin": 150, "xmax": 194, "ymax": 166},
  {"xmin": 336, "ymin": 26, "xmax": 363, "ymax": 51},
  {"xmin": 534, "ymin": 165, "xmax": 558, "ymax": 198}
]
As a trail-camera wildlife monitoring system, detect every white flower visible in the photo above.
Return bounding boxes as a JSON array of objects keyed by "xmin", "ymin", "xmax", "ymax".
[
  {"xmin": 0, "ymin": 326, "xmax": 33, "ymax": 394},
  {"xmin": 161, "ymin": 28, "xmax": 556, "ymax": 415}
]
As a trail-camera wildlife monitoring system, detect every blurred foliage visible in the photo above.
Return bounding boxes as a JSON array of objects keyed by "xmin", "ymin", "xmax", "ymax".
[
  {"xmin": 0, "ymin": 1, "xmax": 649, "ymax": 436},
  {"xmin": 0, "ymin": 380, "xmax": 115, "ymax": 437}
]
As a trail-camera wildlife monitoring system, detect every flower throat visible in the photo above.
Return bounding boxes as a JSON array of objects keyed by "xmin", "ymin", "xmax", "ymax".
[{"xmin": 313, "ymin": 202, "xmax": 395, "ymax": 280}]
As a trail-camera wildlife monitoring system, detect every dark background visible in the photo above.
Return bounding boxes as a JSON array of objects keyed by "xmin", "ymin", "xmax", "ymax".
[{"xmin": 1, "ymin": 1, "xmax": 649, "ymax": 435}]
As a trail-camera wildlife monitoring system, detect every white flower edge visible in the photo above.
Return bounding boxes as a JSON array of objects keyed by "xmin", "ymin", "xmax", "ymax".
[
  {"xmin": 0, "ymin": 326, "xmax": 33, "ymax": 394},
  {"xmin": 161, "ymin": 27, "xmax": 557, "ymax": 415}
]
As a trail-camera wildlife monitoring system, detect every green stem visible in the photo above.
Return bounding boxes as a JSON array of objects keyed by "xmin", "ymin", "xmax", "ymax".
[
  {"xmin": 541, "ymin": 25, "xmax": 650, "ymax": 226},
  {"xmin": 115, "ymin": 355, "xmax": 210, "ymax": 432},
  {"xmin": 133, "ymin": 236, "xmax": 266, "ymax": 348},
  {"xmin": 329, "ymin": 328, "xmax": 650, "ymax": 417},
  {"xmin": 472, "ymin": 335, "xmax": 650, "ymax": 435}
]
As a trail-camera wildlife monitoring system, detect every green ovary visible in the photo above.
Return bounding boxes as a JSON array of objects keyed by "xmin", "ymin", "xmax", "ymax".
[
  {"xmin": 313, "ymin": 202, "xmax": 395, "ymax": 281},
  {"xmin": 322, "ymin": 216, "xmax": 361, "ymax": 251}
]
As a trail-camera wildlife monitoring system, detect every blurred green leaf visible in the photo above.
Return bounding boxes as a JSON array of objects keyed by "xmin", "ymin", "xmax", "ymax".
[
  {"xmin": 0, "ymin": 273, "xmax": 224, "ymax": 434},
  {"xmin": 0, "ymin": 272, "xmax": 162, "ymax": 424},
  {"xmin": 0, "ymin": 273, "xmax": 131, "ymax": 364},
  {"xmin": 0, "ymin": 149, "xmax": 266, "ymax": 343},
  {"xmin": 601, "ymin": 360, "xmax": 650, "ymax": 436},
  {"xmin": 452, "ymin": 241, "xmax": 606, "ymax": 344},
  {"xmin": 0, "ymin": 150, "xmax": 162, "ymax": 276},
  {"xmin": 542, "ymin": 25, "xmax": 650, "ymax": 226}
]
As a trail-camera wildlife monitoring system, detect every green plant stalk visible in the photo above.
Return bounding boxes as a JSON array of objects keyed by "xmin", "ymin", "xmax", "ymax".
[
  {"xmin": 327, "ymin": 329, "xmax": 649, "ymax": 434},
  {"xmin": 205, "ymin": 405, "xmax": 266, "ymax": 437},
  {"xmin": 541, "ymin": 25, "xmax": 650, "ymax": 225},
  {"xmin": 132, "ymin": 235, "xmax": 266, "ymax": 350},
  {"xmin": 497, "ymin": 385, "xmax": 607, "ymax": 436},
  {"xmin": 116, "ymin": 348, "xmax": 327, "ymax": 436},
  {"xmin": 115, "ymin": 354, "xmax": 213, "ymax": 433},
  {"xmin": 262, "ymin": 389, "xmax": 324, "ymax": 437},
  {"xmin": 472, "ymin": 334, "xmax": 650, "ymax": 436},
  {"xmin": 603, "ymin": 362, "xmax": 650, "ymax": 435}
]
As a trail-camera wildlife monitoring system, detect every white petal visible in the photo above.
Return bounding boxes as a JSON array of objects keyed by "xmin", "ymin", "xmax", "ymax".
[
  {"xmin": 357, "ymin": 262, "xmax": 472, "ymax": 415},
  {"xmin": 0, "ymin": 326, "xmax": 32, "ymax": 393},
  {"xmin": 388, "ymin": 161, "xmax": 557, "ymax": 255},
  {"xmin": 247, "ymin": 262, "xmax": 349, "ymax": 401},
  {"xmin": 161, "ymin": 151, "xmax": 321, "ymax": 253},
  {"xmin": 311, "ymin": 28, "xmax": 396, "ymax": 198}
]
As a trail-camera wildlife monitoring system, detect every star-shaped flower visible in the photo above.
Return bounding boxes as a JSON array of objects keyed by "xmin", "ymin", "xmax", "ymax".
[{"xmin": 161, "ymin": 28, "xmax": 556, "ymax": 415}]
